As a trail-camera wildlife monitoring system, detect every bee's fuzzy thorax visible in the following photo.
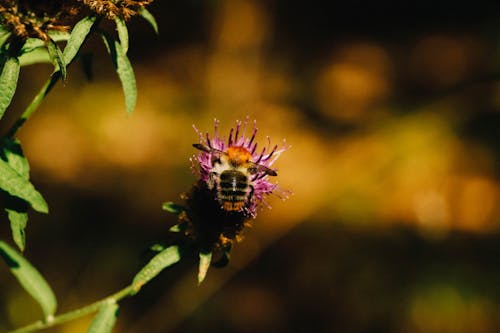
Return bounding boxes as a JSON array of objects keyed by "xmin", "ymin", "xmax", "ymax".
[{"xmin": 226, "ymin": 146, "xmax": 251, "ymax": 166}]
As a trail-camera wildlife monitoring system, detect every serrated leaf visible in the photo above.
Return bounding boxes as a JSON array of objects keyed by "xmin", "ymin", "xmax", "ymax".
[
  {"xmin": 198, "ymin": 251, "xmax": 212, "ymax": 285},
  {"xmin": 0, "ymin": 159, "xmax": 48, "ymax": 213},
  {"xmin": 7, "ymin": 209, "xmax": 28, "ymax": 251},
  {"xmin": 64, "ymin": 16, "xmax": 96, "ymax": 64},
  {"xmin": 114, "ymin": 16, "xmax": 129, "ymax": 54},
  {"xmin": 0, "ymin": 240, "xmax": 57, "ymax": 317},
  {"xmin": 162, "ymin": 202, "xmax": 185, "ymax": 214},
  {"xmin": 47, "ymin": 39, "xmax": 66, "ymax": 81},
  {"xmin": 4, "ymin": 193, "xmax": 30, "ymax": 251},
  {"xmin": 87, "ymin": 301, "xmax": 119, "ymax": 333},
  {"xmin": 139, "ymin": 8, "xmax": 158, "ymax": 34},
  {"xmin": 19, "ymin": 47, "xmax": 51, "ymax": 66},
  {"xmin": 114, "ymin": 41, "xmax": 136, "ymax": 114},
  {"xmin": 0, "ymin": 56, "xmax": 20, "ymax": 120},
  {"xmin": 102, "ymin": 34, "xmax": 137, "ymax": 114},
  {"xmin": 1, "ymin": 138, "xmax": 29, "ymax": 178},
  {"xmin": 2, "ymin": 138, "xmax": 31, "ymax": 251},
  {"xmin": 132, "ymin": 245, "xmax": 182, "ymax": 293}
]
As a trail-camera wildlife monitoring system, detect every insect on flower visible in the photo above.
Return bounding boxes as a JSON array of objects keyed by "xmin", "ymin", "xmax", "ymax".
[{"xmin": 192, "ymin": 118, "xmax": 289, "ymax": 217}]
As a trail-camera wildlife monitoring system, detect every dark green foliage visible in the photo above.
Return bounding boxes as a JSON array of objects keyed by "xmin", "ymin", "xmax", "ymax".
[
  {"xmin": 162, "ymin": 201, "xmax": 185, "ymax": 215},
  {"xmin": 198, "ymin": 251, "xmax": 212, "ymax": 285},
  {"xmin": 132, "ymin": 245, "xmax": 183, "ymax": 293},
  {"xmin": 0, "ymin": 156, "xmax": 48, "ymax": 214},
  {"xmin": 87, "ymin": 302, "xmax": 119, "ymax": 333},
  {"xmin": 0, "ymin": 241, "xmax": 57, "ymax": 318},
  {"xmin": 0, "ymin": 55, "xmax": 20, "ymax": 119},
  {"xmin": 101, "ymin": 33, "xmax": 137, "ymax": 114},
  {"xmin": 139, "ymin": 8, "xmax": 159, "ymax": 34},
  {"xmin": 0, "ymin": 6, "xmax": 182, "ymax": 332},
  {"xmin": 47, "ymin": 39, "xmax": 66, "ymax": 81},
  {"xmin": 63, "ymin": 16, "xmax": 97, "ymax": 64},
  {"xmin": 114, "ymin": 16, "xmax": 129, "ymax": 54}
]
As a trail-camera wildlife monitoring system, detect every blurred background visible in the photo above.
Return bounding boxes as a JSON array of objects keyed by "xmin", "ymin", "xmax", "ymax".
[{"xmin": 2, "ymin": 0, "xmax": 500, "ymax": 332}]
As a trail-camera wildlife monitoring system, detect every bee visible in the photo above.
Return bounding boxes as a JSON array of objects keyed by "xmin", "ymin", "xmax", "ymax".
[{"xmin": 193, "ymin": 143, "xmax": 277, "ymax": 212}]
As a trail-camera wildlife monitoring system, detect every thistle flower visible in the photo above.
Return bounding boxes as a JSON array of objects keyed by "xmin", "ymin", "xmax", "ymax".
[
  {"xmin": 162, "ymin": 119, "xmax": 289, "ymax": 281},
  {"xmin": 0, "ymin": 0, "xmax": 77, "ymax": 42},
  {"xmin": 191, "ymin": 118, "xmax": 289, "ymax": 218},
  {"xmin": 82, "ymin": 0, "xmax": 153, "ymax": 20}
]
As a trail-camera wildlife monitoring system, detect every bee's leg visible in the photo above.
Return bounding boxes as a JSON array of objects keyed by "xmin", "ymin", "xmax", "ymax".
[
  {"xmin": 248, "ymin": 184, "xmax": 255, "ymax": 203},
  {"xmin": 208, "ymin": 171, "xmax": 218, "ymax": 190},
  {"xmin": 211, "ymin": 156, "xmax": 221, "ymax": 166}
]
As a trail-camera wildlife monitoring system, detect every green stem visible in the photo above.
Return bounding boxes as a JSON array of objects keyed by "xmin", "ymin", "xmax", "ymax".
[
  {"xmin": 9, "ymin": 284, "xmax": 135, "ymax": 333},
  {"xmin": 6, "ymin": 71, "xmax": 61, "ymax": 138}
]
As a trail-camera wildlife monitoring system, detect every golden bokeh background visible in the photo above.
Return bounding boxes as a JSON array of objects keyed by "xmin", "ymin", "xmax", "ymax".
[{"xmin": 2, "ymin": 1, "xmax": 500, "ymax": 332}]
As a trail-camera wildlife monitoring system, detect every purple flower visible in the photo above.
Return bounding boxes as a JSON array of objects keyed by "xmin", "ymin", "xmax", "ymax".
[{"xmin": 191, "ymin": 118, "xmax": 289, "ymax": 217}]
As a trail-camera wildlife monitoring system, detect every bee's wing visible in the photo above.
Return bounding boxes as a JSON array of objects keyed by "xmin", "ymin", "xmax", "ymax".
[
  {"xmin": 192, "ymin": 143, "xmax": 225, "ymax": 156},
  {"xmin": 248, "ymin": 161, "xmax": 277, "ymax": 176}
]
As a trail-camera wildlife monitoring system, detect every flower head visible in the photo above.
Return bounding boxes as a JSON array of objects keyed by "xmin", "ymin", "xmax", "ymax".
[
  {"xmin": 0, "ymin": 0, "xmax": 77, "ymax": 42},
  {"xmin": 162, "ymin": 119, "xmax": 289, "ymax": 275},
  {"xmin": 82, "ymin": 0, "xmax": 153, "ymax": 20},
  {"xmin": 191, "ymin": 118, "xmax": 289, "ymax": 218}
]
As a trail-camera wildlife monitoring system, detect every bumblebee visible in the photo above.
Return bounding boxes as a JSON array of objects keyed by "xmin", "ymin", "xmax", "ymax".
[{"xmin": 193, "ymin": 143, "xmax": 277, "ymax": 212}]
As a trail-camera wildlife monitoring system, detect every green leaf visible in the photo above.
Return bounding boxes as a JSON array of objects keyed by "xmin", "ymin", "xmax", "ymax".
[
  {"xmin": 149, "ymin": 243, "xmax": 166, "ymax": 252},
  {"xmin": 64, "ymin": 16, "xmax": 96, "ymax": 64},
  {"xmin": 139, "ymin": 8, "xmax": 159, "ymax": 34},
  {"xmin": 0, "ymin": 56, "xmax": 20, "ymax": 120},
  {"xmin": 47, "ymin": 39, "xmax": 66, "ymax": 81},
  {"xmin": 0, "ymin": 240, "xmax": 57, "ymax": 317},
  {"xmin": 1, "ymin": 138, "xmax": 31, "ymax": 251},
  {"xmin": 6, "ymin": 71, "xmax": 61, "ymax": 138},
  {"xmin": 87, "ymin": 301, "xmax": 119, "ymax": 333},
  {"xmin": 169, "ymin": 222, "xmax": 188, "ymax": 233},
  {"xmin": 7, "ymin": 209, "xmax": 28, "ymax": 252},
  {"xmin": 162, "ymin": 202, "xmax": 185, "ymax": 215},
  {"xmin": 21, "ymin": 33, "xmax": 70, "ymax": 55},
  {"xmin": 0, "ymin": 28, "xmax": 11, "ymax": 48},
  {"xmin": 102, "ymin": 34, "xmax": 137, "ymax": 114},
  {"xmin": 114, "ymin": 16, "xmax": 129, "ymax": 54},
  {"xmin": 1, "ymin": 138, "xmax": 29, "ymax": 177},
  {"xmin": 198, "ymin": 251, "xmax": 212, "ymax": 285},
  {"xmin": 48, "ymin": 30, "xmax": 71, "ymax": 42},
  {"xmin": 19, "ymin": 47, "xmax": 51, "ymax": 67},
  {"xmin": 0, "ymin": 159, "xmax": 48, "ymax": 213},
  {"xmin": 115, "ymin": 41, "xmax": 136, "ymax": 114},
  {"xmin": 132, "ymin": 245, "xmax": 182, "ymax": 293},
  {"xmin": 22, "ymin": 39, "xmax": 46, "ymax": 53}
]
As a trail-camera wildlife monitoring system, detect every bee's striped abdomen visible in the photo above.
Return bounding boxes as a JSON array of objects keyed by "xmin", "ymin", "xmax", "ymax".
[{"xmin": 218, "ymin": 170, "xmax": 250, "ymax": 211}]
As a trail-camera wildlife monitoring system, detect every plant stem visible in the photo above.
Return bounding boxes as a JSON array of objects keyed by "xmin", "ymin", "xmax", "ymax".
[
  {"xmin": 6, "ymin": 71, "xmax": 61, "ymax": 138},
  {"xmin": 9, "ymin": 284, "xmax": 135, "ymax": 333}
]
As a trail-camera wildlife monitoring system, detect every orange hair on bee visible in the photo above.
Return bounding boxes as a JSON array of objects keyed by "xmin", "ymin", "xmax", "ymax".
[{"xmin": 226, "ymin": 146, "xmax": 252, "ymax": 166}]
